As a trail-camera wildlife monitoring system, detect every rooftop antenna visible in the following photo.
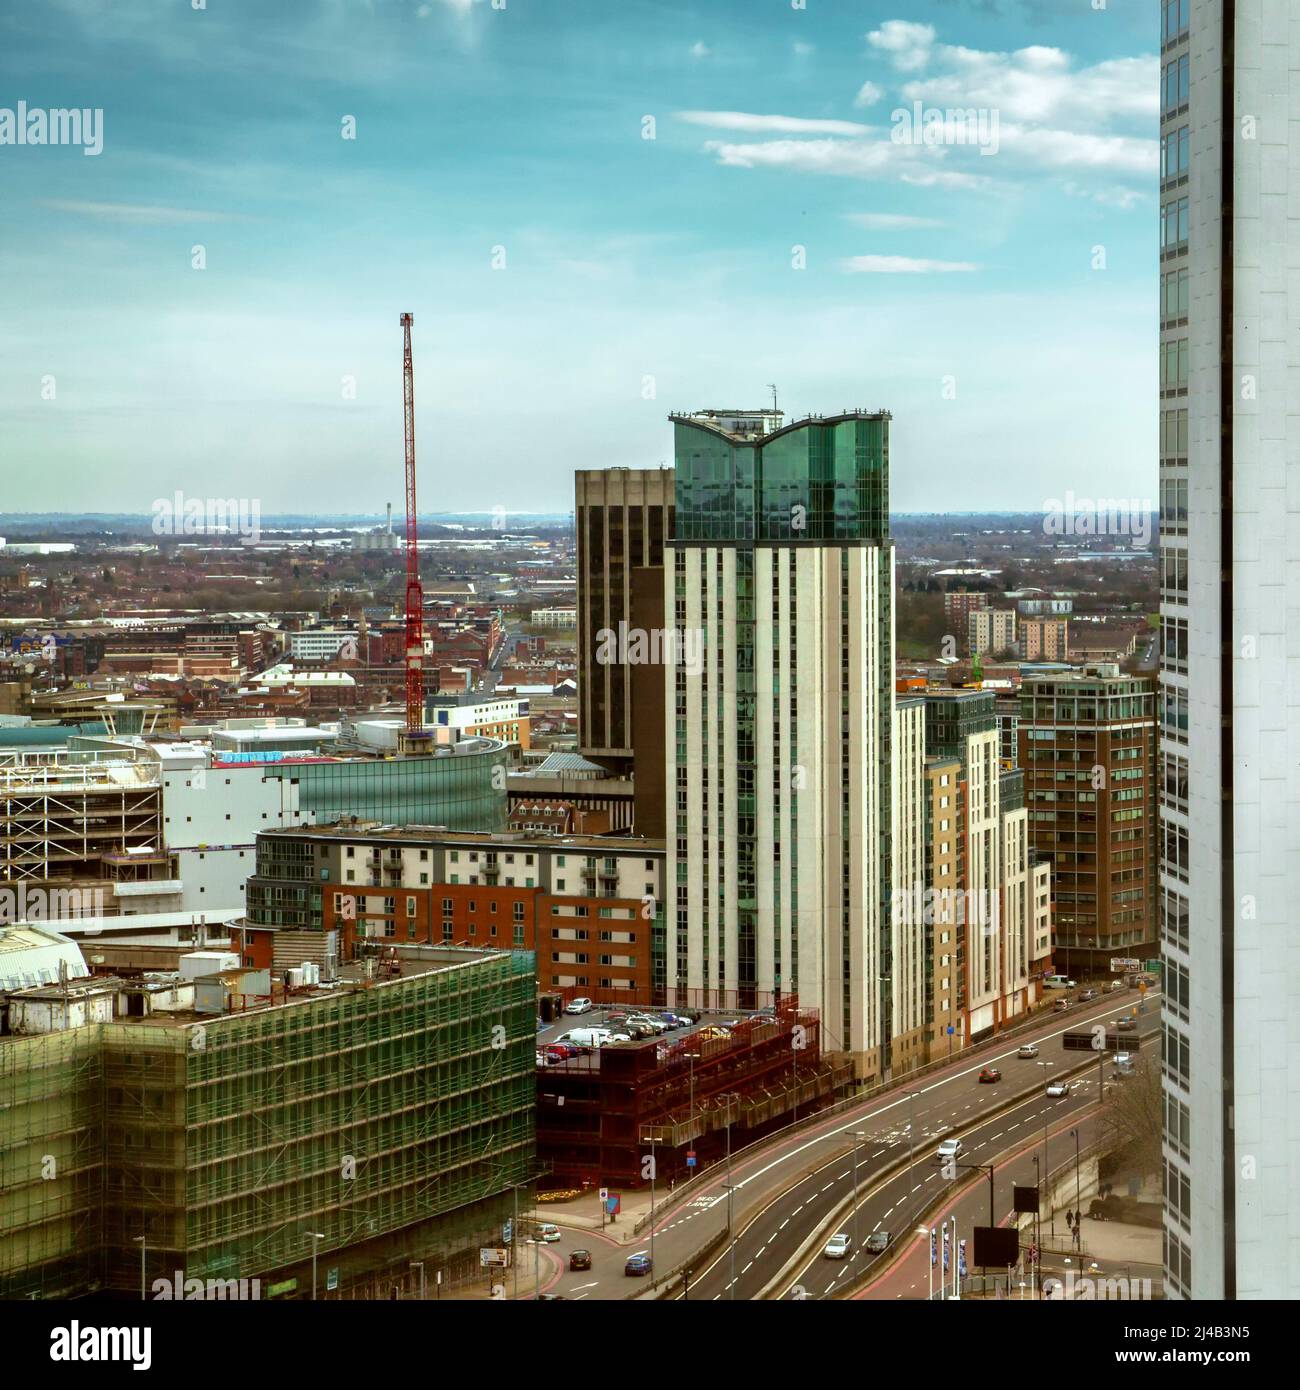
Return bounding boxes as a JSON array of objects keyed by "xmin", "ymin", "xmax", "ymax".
[{"xmin": 767, "ymin": 383, "xmax": 779, "ymax": 413}]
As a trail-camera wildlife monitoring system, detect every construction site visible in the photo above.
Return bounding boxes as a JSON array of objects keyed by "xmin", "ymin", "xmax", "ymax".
[{"xmin": 0, "ymin": 931, "xmax": 536, "ymax": 1300}]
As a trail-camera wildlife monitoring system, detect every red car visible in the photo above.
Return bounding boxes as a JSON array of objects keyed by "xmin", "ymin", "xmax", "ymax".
[{"xmin": 978, "ymin": 1067, "xmax": 1002, "ymax": 1084}]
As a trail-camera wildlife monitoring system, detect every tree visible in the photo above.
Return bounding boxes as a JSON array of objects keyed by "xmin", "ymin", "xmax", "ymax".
[{"xmin": 1096, "ymin": 1054, "xmax": 1161, "ymax": 1176}]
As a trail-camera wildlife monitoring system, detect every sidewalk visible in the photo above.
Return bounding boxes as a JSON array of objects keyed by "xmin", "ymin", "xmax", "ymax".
[{"xmin": 537, "ymin": 1179, "xmax": 694, "ymax": 1245}]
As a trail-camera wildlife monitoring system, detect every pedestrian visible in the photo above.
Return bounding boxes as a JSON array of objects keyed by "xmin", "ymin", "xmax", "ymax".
[{"xmin": 1065, "ymin": 1209, "xmax": 1073, "ymax": 1230}]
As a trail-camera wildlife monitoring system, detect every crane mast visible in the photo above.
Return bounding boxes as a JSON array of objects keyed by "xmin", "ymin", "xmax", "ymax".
[{"xmin": 400, "ymin": 312, "xmax": 425, "ymax": 739}]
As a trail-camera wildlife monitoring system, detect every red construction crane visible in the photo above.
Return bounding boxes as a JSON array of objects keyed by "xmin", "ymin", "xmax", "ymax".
[{"xmin": 400, "ymin": 312, "xmax": 425, "ymax": 737}]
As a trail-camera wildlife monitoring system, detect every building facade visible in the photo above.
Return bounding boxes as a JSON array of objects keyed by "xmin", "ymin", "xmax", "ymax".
[
  {"xmin": 968, "ymin": 607, "xmax": 1018, "ymax": 659},
  {"xmin": 665, "ymin": 408, "xmax": 894, "ymax": 1076},
  {"xmin": 575, "ymin": 467, "xmax": 674, "ymax": 774},
  {"xmin": 1159, "ymin": 0, "xmax": 1300, "ymax": 1300},
  {"xmin": 1021, "ymin": 615, "xmax": 1070, "ymax": 662},
  {"xmin": 1019, "ymin": 670, "xmax": 1156, "ymax": 975}
]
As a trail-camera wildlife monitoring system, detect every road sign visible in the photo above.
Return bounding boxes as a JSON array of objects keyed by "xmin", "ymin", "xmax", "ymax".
[
  {"xmin": 1110, "ymin": 956, "xmax": 1141, "ymax": 972},
  {"xmin": 686, "ymin": 1151, "xmax": 697, "ymax": 1168},
  {"xmin": 599, "ymin": 1187, "xmax": 608, "ymax": 1204},
  {"xmin": 946, "ymin": 1025, "xmax": 955, "ymax": 1035},
  {"xmin": 479, "ymin": 1247, "xmax": 509, "ymax": 1268},
  {"xmin": 326, "ymin": 1267, "xmax": 339, "ymax": 1292},
  {"xmin": 503, "ymin": 1219, "xmax": 513, "ymax": 1245}
]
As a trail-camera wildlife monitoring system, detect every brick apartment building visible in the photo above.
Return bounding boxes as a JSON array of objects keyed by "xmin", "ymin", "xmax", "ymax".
[{"xmin": 241, "ymin": 823, "xmax": 665, "ymax": 1002}]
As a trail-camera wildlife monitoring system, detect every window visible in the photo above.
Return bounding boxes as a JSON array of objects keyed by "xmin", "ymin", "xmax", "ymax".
[
  {"xmin": 1161, "ymin": 196, "xmax": 1189, "ymax": 250},
  {"xmin": 1161, "ymin": 125, "xmax": 1189, "ymax": 180}
]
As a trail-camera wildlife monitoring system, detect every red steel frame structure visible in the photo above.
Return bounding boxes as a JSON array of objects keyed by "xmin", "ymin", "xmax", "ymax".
[{"xmin": 400, "ymin": 312, "xmax": 425, "ymax": 738}]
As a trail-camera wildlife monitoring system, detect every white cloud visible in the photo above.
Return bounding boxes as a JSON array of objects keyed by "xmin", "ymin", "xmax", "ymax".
[
  {"xmin": 854, "ymin": 81, "xmax": 885, "ymax": 108},
  {"xmin": 842, "ymin": 255, "xmax": 978, "ymax": 274},
  {"xmin": 37, "ymin": 199, "xmax": 249, "ymax": 225},
  {"xmin": 701, "ymin": 136, "xmax": 993, "ymax": 189},
  {"xmin": 689, "ymin": 41, "xmax": 711, "ymax": 60},
  {"xmin": 793, "ymin": 41, "xmax": 815, "ymax": 58},
  {"xmin": 846, "ymin": 212, "xmax": 945, "ymax": 229},
  {"xmin": 998, "ymin": 124, "xmax": 1156, "ymax": 175},
  {"xmin": 867, "ymin": 20, "xmax": 935, "ymax": 73},
  {"xmin": 680, "ymin": 111, "xmax": 871, "ymax": 137},
  {"xmin": 1061, "ymin": 181, "xmax": 1149, "ymax": 211},
  {"xmin": 901, "ymin": 50, "xmax": 1157, "ymax": 126}
]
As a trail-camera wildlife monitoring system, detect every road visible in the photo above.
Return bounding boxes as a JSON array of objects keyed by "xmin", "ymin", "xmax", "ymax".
[{"xmin": 532, "ymin": 991, "xmax": 1158, "ymax": 1301}]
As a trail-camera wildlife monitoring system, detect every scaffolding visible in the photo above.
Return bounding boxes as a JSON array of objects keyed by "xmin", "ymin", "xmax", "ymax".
[{"xmin": 2, "ymin": 948, "xmax": 537, "ymax": 1298}]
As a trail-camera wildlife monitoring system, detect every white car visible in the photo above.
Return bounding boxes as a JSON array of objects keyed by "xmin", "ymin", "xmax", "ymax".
[
  {"xmin": 1046, "ymin": 1080, "xmax": 1071, "ymax": 1098},
  {"xmin": 537, "ymin": 1223, "xmax": 561, "ymax": 1243},
  {"xmin": 629, "ymin": 1013, "xmax": 671, "ymax": 1033},
  {"xmin": 565, "ymin": 997, "xmax": 594, "ymax": 1015},
  {"xmin": 823, "ymin": 1232, "xmax": 852, "ymax": 1259},
  {"xmin": 935, "ymin": 1138, "xmax": 963, "ymax": 1161},
  {"xmin": 1017, "ymin": 1043, "xmax": 1040, "ymax": 1059}
]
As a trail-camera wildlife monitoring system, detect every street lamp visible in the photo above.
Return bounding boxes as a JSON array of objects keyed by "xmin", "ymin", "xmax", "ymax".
[
  {"xmin": 1069, "ymin": 1128, "xmax": 1082, "ymax": 1248},
  {"xmin": 1037, "ymin": 1061, "xmax": 1055, "ymax": 1235},
  {"xmin": 410, "ymin": 1260, "xmax": 425, "ymax": 1300},
  {"xmin": 132, "ymin": 1235, "xmax": 146, "ymax": 1302},
  {"xmin": 307, "ymin": 1232, "xmax": 325, "ymax": 1300},
  {"xmin": 904, "ymin": 1091, "xmax": 921, "ymax": 1228}
]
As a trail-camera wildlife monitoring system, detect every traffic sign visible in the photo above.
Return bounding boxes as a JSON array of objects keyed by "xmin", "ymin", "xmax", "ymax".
[
  {"xmin": 599, "ymin": 1187, "xmax": 608, "ymax": 1203},
  {"xmin": 503, "ymin": 1219, "xmax": 513, "ymax": 1245},
  {"xmin": 686, "ymin": 1151, "xmax": 697, "ymax": 1168}
]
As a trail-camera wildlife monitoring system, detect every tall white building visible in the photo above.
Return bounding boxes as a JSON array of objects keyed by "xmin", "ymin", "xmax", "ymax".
[
  {"xmin": 1159, "ymin": 0, "xmax": 1300, "ymax": 1299},
  {"xmin": 664, "ymin": 409, "xmax": 898, "ymax": 1077}
]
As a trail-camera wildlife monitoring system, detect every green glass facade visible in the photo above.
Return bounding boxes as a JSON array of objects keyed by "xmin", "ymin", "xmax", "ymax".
[
  {"xmin": 672, "ymin": 413, "xmax": 890, "ymax": 544},
  {"xmin": 263, "ymin": 747, "xmax": 508, "ymax": 833}
]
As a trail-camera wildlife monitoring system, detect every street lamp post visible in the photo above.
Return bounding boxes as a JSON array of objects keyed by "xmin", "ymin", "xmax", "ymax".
[
  {"xmin": 410, "ymin": 1261, "xmax": 425, "ymax": 1300},
  {"xmin": 849, "ymin": 1130, "xmax": 866, "ymax": 1250},
  {"xmin": 1038, "ymin": 1061, "xmax": 1055, "ymax": 1234},
  {"xmin": 132, "ymin": 1235, "xmax": 146, "ymax": 1302},
  {"xmin": 308, "ymin": 1232, "xmax": 324, "ymax": 1301},
  {"xmin": 1069, "ymin": 1128, "xmax": 1082, "ymax": 1248},
  {"xmin": 904, "ymin": 1091, "xmax": 920, "ymax": 1227}
]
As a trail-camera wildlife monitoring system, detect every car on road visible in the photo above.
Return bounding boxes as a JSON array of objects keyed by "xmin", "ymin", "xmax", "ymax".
[
  {"xmin": 1016, "ymin": 1043, "xmax": 1040, "ymax": 1059},
  {"xmin": 866, "ymin": 1231, "xmax": 891, "ymax": 1254},
  {"xmin": 1053, "ymin": 998, "xmax": 1071, "ymax": 1012},
  {"xmin": 935, "ymin": 1137, "xmax": 963, "ymax": 1161},
  {"xmin": 1108, "ymin": 979, "xmax": 1126, "ymax": 993},
  {"xmin": 625, "ymin": 1252, "xmax": 652, "ymax": 1276},
  {"xmin": 565, "ymin": 997, "xmax": 594, "ymax": 1015},
  {"xmin": 1045, "ymin": 1080, "xmax": 1071, "ymax": 1098},
  {"xmin": 569, "ymin": 1249, "xmax": 592, "ymax": 1271},
  {"xmin": 1115, "ymin": 1016, "xmax": 1138, "ymax": 1032},
  {"xmin": 1079, "ymin": 988, "xmax": 1098, "ymax": 1002},
  {"xmin": 537, "ymin": 1223, "xmax": 562, "ymax": 1243},
  {"xmin": 978, "ymin": 1067, "xmax": 1002, "ymax": 1084},
  {"xmin": 823, "ymin": 1233, "xmax": 852, "ymax": 1259},
  {"xmin": 1111, "ymin": 1054, "xmax": 1136, "ymax": 1080}
]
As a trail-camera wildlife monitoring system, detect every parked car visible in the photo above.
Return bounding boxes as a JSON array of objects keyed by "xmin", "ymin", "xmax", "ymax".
[
  {"xmin": 621, "ymin": 1020, "xmax": 655, "ymax": 1039},
  {"xmin": 628, "ymin": 1013, "xmax": 670, "ymax": 1034},
  {"xmin": 569, "ymin": 1249, "xmax": 592, "ymax": 1271},
  {"xmin": 1016, "ymin": 1043, "xmax": 1040, "ymax": 1059},
  {"xmin": 537, "ymin": 1223, "xmax": 561, "ymax": 1243},
  {"xmin": 935, "ymin": 1137, "xmax": 963, "ymax": 1161},
  {"xmin": 625, "ymin": 1252, "xmax": 652, "ymax": 1277},
  {"xmin": 1115, "ymin": 1016, "xmax": 1138, "ymax": 1032},
  {"xmin": 823, "ymin": 1233, "xmax": 852, "ymax": 1260},
  {"xmin": 1079, "ymin": 988, "xmax": 1098, "ymax": 1002},
  {"xmin": 978, "ymin": 1067, "xmax": 1001, "ymax": 1084},
  {"xmin": 656, "ymin": 1012, "xmax": 688, "ymax": 1028},
  {"xmin": 1045, "ymin": 1080, "xmax": 1071, "ymax": 1098},
  {"xmin": 697, "ymin": 1026, "xmax": 732, "ymax": 1041},
  {"xmin": 866, "ymin": 1231, "xmax": 891, "ymax": 1254},
  {"xmin": 565, "ymin": 997, "xmax": 594, "ymax": 1015}
]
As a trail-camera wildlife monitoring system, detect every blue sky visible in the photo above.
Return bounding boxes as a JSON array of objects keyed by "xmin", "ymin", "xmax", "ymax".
[{"xmin": 0, "ymin": 0, "xmax": 1158, "ymax": 516}]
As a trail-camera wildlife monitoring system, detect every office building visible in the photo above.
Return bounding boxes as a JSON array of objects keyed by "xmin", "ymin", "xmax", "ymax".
[
  {"xmin": 575, "ymin": 467, "xmax": 674, "ymax": 776},
  {"xmin": 1159, "ymin": 0, "xmax": 1300, "ymax": 1300},
  {"xmin": 1019, "ymin": 669, "xmax": 1156, "ymax": 975}
]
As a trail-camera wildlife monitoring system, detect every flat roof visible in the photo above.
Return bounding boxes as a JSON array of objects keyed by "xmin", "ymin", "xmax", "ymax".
[{"xmin": 261, "ymin": 821, "xmax": 666, "ymax": 852}]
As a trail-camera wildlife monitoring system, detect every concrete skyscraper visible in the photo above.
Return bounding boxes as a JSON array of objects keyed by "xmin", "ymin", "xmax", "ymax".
[
  {"xmin": 1159, "ymin": 0, "xmax": 1300, "ymax": 1299},
  {"xmin": 663, "ymin": 408, "xmax": 906, "ymax": 1079}
]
